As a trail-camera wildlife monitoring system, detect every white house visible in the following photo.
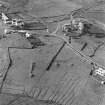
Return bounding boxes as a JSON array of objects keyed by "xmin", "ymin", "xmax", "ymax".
[
  {"xmin": 91, "ymin": 64, "xmax": 105, "ymax": 84},
  {"xmin": 94, "ymin": 67, "xmax": 105, "ymax": 77},
  {"xmin": 2, "ymin": 13, "xmax": 9, "ymax": 21}
]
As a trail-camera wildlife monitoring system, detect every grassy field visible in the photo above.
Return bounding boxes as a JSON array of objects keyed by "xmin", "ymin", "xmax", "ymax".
[{"xmin": 0, "ymin": 0, "xmax": 105, "ymax": 105}]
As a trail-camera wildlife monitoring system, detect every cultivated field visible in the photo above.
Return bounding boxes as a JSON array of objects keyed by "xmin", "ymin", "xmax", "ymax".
[{"xmin": 0, "ymin": 0, "xmax": 105, "ymax": 105}]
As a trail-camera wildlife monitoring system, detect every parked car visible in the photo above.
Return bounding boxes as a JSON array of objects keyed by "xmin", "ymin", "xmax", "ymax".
[{"xmin": 11, "ymin": 19, "xmax": 24, "ymax": 26}]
